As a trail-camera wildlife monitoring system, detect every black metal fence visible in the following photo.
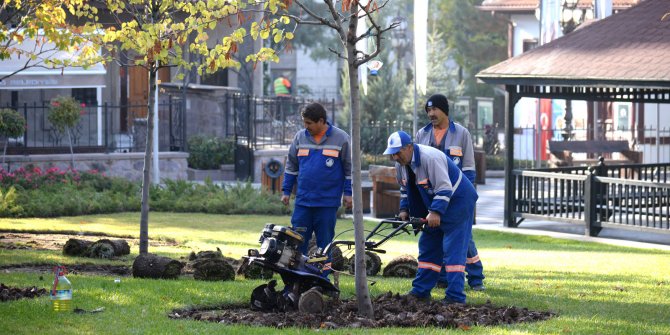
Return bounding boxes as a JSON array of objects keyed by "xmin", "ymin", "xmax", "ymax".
[
  {"xmin": 2, "ymin": 97, "xmax": 184, "ymax": 154},
  {"xmin": 512, "ymin": 160, "xmax": 670, "ymax": 236}
]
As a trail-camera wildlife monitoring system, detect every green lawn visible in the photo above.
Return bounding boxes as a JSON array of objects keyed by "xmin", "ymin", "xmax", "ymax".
[{"xmin": 0, "ymin": 213, "xmax": 669, "ymax": 334}]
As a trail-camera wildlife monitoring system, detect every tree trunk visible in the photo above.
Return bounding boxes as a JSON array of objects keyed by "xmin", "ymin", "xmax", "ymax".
[
  {"xmin": 63, "ymin": 238, "xmax": 93, "ymax": 256},
  {"xmin": 66, "ymin": 127, "xmax": 74, "ymax": 168},
  {"xmin": 139, "ymin": 68, "xmax": 156, "ymax": 255},
  {"xmin": 132, "ymin": 253, "xmax": 183, "ymax": 279},
  {"xmin": 2, "ymin": 138, "xmax": 7, "ymax": 167},
  {"xmin": 346, "ymin": 10, "xmax": 374, "ymax": 318}
]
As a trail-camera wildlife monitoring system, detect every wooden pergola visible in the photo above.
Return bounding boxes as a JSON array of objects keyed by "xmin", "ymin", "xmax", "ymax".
[{"xmin": 476, "ymin": 0, "xmax": 670, "ymax": 227}]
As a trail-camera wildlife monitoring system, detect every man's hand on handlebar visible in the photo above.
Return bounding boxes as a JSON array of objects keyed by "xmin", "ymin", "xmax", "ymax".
[
  {"xmin": 398, "ymin": 211, "xmax": 409, "ymax": 221},
  {"xmin": 426, "ymin": 211, "xmax": 440, "ymax": 228}
]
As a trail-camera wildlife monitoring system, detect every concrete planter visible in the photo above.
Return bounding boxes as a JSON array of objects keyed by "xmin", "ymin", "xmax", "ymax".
[
  {"xmin": 187, "ymin": 164, "xmax": 235, "ymax": 181},
  {"xmin": 221, "ymin": 164, "xmax": 235, "ymax": 180}
]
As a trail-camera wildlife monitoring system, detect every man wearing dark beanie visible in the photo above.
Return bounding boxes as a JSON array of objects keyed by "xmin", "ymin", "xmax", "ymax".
[{"xmin": 414, "ymin": 93, "xmax": 486, "ymax": 292}]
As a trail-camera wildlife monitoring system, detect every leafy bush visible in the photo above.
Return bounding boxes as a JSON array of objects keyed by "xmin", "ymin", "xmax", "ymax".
[
  {"xmin": 0, "ymin": 108, "xmax": 27, "ymax": 164},
  {"xmin": 0, "ymin": 167, "xmax": 289, "ymax": 217},
  {"xmin": 0, "ymin": 187, "xmax": 23, "ymax": 217},
  {"xmin": 187, "ymin": 135, "xmax": 235, "ymax": 169},
  {"xmin": 150, "ymin": 179, "xmax": 289, "ymax": 215},
  {"xmin": 486, "ymin": 154, "xmax": 505, "ymax": 170},
  {"xmin": 0, "ymin": 108, "xmax": 26, "ymax": 138},
  {"xmin": 48, "ymin": 96, "xmax": 84, "ymax": 131}
]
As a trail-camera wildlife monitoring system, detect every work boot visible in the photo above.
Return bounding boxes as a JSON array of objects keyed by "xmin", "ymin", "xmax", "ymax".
[{"xmin": 470, "ymin": 284, "xmax": 486, "ymax": 292}]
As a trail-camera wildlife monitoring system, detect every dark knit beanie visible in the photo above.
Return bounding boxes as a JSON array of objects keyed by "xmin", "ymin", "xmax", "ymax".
[{"xmin": 425, "ymin": 94, "xmax": 449, "ymax": 116}]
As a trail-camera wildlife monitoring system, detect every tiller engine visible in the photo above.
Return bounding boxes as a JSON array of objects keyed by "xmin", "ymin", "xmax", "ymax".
[{"xmin": 240, "ymin": 218, "xmax": 426, "ymax": 313}]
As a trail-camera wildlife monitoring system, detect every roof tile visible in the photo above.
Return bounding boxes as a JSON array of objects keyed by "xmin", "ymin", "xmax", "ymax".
[{"xmin": 478, "ymin": 0, "xmax": 670, "ymax": 87}]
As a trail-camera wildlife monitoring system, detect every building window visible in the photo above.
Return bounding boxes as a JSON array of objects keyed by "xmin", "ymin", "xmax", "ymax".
[
  {"xmin": 202, "ymin": 68, "xmax": 229, "ymax": 86},
  {"xmin": 72, "ymin": 88, "xmax": 97, "ymax": 106},
  {"xmin": 523, "ymin": 39, "xmax": 538, "ymax": 53}
]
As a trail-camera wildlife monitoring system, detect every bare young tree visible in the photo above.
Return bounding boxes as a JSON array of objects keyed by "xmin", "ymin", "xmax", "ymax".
[{"xmin": 290, "ymin": 0, "xmax": 400, "ymax": 318}]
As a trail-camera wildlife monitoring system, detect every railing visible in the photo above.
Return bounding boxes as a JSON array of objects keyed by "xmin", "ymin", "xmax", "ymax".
[
  {"xmin": 511, "ymin": 161, "xmax": 670, "ymax": 236},
  {"xmin": 2, "ymin": 97, "xmax": 184, "ymax": 154},
  {"xmin": 501, "ymin": 125, "xmax": 670, "ymax": 169}
]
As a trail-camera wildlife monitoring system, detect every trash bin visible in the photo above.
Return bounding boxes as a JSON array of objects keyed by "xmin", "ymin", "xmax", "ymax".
[{"xmin": 474, "ymin": 150, "xmax": 486, "ymax": 185}]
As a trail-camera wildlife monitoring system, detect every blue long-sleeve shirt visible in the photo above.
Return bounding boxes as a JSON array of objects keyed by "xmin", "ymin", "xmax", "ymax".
[
  {"xmin": 282, "ymin": 122, "xmax": 352, "ymax": 208},
  {"xmin": 415, "ymin": 121, "xmax": 477, "ymax": 184},
  {"xmin": 397, "ymin": 144, "xmax": 477, "ymax": 219}
]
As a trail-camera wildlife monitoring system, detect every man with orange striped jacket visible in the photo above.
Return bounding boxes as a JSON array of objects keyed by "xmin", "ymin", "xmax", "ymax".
[
  {"xmin": 282, "ymin": 102, "xmax": 352, "ymax": 277},
  {"xmin": 384, "ymin": 131, "xmax": 477, "ymax": 304},
  {"xmin": 416, "ymin": 93, "xmax": 485, "ymax": 291}
]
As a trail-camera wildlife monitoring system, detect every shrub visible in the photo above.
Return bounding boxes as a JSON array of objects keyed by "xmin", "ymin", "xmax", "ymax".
[
  {"xmin": 0, "ymin": 108, "xmax": 26, "ymax": 139},
  {"xmin": 0, "ymin": 168, "xmax": 288, "ymax": 217},
  {"xmin": 486, "ymin": 154, "xmax": 505, "ymax": 170},
  {"xmin": 0, "ymin": 108, "xmax": 27, "ymax": 165},
  {"xmin": 187, "ymin": 135, "xmax": 235, "ymax": 170},
  {"xmin": 48, "ymin": 96, "xmax": 85, "ymax": 167},
  {"xmin": 0, "ymin": 187, "xmax": 23, "ymax": 217},
  {"xmin": 48, "ymin": 96, "xmax": 84, "ymax": 131}
]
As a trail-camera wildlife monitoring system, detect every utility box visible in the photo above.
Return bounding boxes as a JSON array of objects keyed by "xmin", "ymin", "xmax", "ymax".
[{"xmin": 261, "ymin": 158, "xmax": 284, "ymax": 194}]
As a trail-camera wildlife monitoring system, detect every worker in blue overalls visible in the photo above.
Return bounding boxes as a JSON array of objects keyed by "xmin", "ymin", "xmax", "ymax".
[
  {"xmin": 282, "ymin": 102, "xmax": 352, "ymax": 277},
  {"xmin": 385, "ymin": 130, "xmax": 478, "ymax": 304},
  {"xmin": 415, "ymin": 93, "xmax": 486, "ymax": 291}
]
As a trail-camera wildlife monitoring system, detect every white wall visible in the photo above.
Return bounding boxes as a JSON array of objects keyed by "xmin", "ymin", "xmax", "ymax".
[
  {"xmin": 295, "ymin": 49, "xmax": 340, "ymax": 101},
  {"xmin": 641, "ymin": 103, "xmax": 670, "ymax": 163},
  {"xmin": 511, "ymin": 14, "xmax": 540, "ymax": 56}
]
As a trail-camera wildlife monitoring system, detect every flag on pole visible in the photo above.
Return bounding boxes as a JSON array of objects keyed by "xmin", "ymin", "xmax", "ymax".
[
  {"xmin": 595, "ymin": 0, "xmax": 612, "ymax": 19},
  {"xmin": 414, "ymin": 0, "xmax": 428, "ymax": 95},
  {"xmin": 540, "ymin": 0, "xmax": 562, "ymax": 45}
]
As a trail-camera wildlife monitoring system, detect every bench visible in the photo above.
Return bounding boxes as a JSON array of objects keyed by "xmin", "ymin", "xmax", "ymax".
[
  {"xmin": 548, "ymin": 140, "xmax": 642, "ymax": 167},
  {"xmin": 369, "ymin": 165, "xmax": 400, "ymax": 218}
]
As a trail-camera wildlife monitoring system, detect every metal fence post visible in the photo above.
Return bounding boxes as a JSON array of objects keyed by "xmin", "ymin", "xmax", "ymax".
[
  {"xmin": 104, "ymin": 103, "xmax": 109, "ymax": 152},
  {"xmin": 584, "ymin": 166, "xmax": 601, "ymax": 237},
  {"xmin": 22, "ymin": 103, "xmax": 28, "ymax": 155}
]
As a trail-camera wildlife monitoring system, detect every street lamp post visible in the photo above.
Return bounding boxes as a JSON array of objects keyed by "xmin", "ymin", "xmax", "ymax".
[
  {"xmin": 390, "ymin": 16, "xmax": 410, "ymax": 123},
  {"xmin": 559, "ymin": 0, "xmax": 594, "ymax": 141},
  {"xmin": 390, "ymin": 16, "xmax": 409, "ymax": 76}
]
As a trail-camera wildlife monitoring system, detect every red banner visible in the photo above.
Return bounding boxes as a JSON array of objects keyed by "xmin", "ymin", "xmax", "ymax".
[{"xmin": 539, "ymin": 99, "xmax": 553, "ymax": 160}]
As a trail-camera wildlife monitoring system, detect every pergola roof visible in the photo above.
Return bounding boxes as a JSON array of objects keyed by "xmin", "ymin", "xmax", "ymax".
[{"xmin": 477, "ymin": 0, "xmax": 670, "ymax": 103}]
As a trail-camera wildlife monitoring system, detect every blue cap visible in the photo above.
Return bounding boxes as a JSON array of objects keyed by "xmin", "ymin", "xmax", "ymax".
[{"xmin": 383, "ymin": 131, "xmax": 412, "ymax": 155}]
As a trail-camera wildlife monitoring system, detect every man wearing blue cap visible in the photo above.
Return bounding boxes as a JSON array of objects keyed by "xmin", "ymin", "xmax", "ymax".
[
  {"xmin": 415, "ymin": 93, "xmax": 486, "ymax": 292},
  {"xmin": 384, "ymin": 131, "xmax": 478, "ymax": 305}
]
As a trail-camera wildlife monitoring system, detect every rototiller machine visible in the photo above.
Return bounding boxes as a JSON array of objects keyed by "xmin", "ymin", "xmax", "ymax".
[{"xmin": 238, "ymin": 217, "xmax": 426, "ymax": 313}]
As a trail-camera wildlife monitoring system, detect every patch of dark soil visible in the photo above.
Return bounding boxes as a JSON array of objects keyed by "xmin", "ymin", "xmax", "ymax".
[
  {"xmin": 0, "ymin": 232, "xmax": 178, "ymax": 252},
  {"xmin": 0, "ymin": 263, "xmax": 131, "ymax": 276},
  {"xmin": 0, "ymin": 283, "xmax": 48, "ymax": 302},
  {"xmin": 169, "ymin": 292, "xmax": 555, "ymax": 329}
]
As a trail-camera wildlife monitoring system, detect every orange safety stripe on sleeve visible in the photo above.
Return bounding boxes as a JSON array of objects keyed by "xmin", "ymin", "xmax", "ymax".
[
  {"xmin": 466, "ymin": 255, "xmax": 480, "ymax": 264},
  {"xmin": 418, "ymin": 261, "xmax": 441, "ymax": 272},
  {"xmin": 322, "ymin": 149, "xmax": 339, "ymax": 157},
  {"xmin": 297, "ymin": 149, "xmax": 309, "ymax": 156},
  {"xmin": 417, "ymin": 179, "xmax": 429, "ymax": 185},
  {"xmin": 445, "ymin": 265, "xmax": 466, "ymax": 272}
]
